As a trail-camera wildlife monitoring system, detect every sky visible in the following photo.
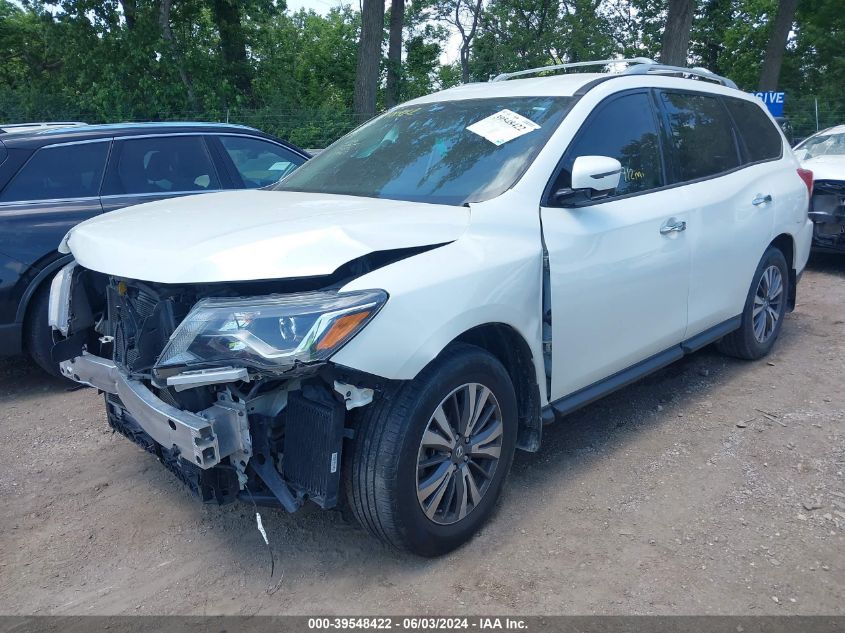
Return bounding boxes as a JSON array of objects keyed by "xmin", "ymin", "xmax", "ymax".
[{"xmin": 285, "ymin": 0, "xmax": 354, "ymax": 14}]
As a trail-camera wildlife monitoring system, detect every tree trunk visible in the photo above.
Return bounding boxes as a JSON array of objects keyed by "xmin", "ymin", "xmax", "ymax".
[
  {"xmin": 758, "ymin": 0, "xmax": 799, "ymax": 91},
  {"xmin": 385, "ymin": 0, "xmax": 405, "ymax": 108},
  {"xmin": 660, "ymin": 0, "xmax": 696, "ymax": 66},
  {"xmin": 120, "ymin": 0, "xmax": 137, "ymax": 30},
  {"xmin": 353, "ymin": 0, "xmax": 385, "ymax": 119},
  {"xmin": 456, "ymin": 0, "xmax": 483, "ymax": 84},
  {"xmin": 159, "ymin": 0, "xmax": 198, "ymax": 111},
  {"xmin": 460, "ymin": 43, "xmax": 471, "ymax": 84},
  {"xmin": 211, "ymin": 0, "xmax": 253, "ymax": 101}
]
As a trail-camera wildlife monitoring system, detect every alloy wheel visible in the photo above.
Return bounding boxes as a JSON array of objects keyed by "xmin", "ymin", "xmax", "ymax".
[
  {"xmin": 416, "ymin": 383, "xmax": 504, "ymax": 525},
  {"xmin": 752, "ymin": 264, "xmax": 784, "ymax": 343}
]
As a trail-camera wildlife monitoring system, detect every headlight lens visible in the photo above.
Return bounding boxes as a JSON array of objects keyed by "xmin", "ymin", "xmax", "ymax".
[{"xmin": 155, "ymin": 289, "xmax": 387, "ymax": 373}]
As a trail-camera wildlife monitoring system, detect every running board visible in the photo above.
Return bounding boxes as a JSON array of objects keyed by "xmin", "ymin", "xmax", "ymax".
[{"xmin": 545, "ymin": 315, "xmax": 741, "ymax": 420}]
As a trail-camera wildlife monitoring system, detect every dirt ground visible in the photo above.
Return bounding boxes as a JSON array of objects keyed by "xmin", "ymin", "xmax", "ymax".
[{"xmin": 1, "ymin": 256, "xmax": 843, "ymax": 616}]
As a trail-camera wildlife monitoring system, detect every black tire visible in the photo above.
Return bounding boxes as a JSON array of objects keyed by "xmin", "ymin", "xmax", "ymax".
[
  {"xmin": 717, "ymin": 246, "xmax": 790, "ymax": 360},
  {"xmin": 24, "ymin": 283, "xmax": 62, "ymax": 377},
  {"xmin": 345, "ymin": 343, "xmax": 518, "ymax": 556}
]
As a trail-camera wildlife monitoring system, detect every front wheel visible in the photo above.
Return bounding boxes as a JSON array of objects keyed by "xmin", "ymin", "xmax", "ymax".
[
  {"xmin": 25, "ymin": 283, "xmax": 63, "ymax": 377},
  {"xmin": 345, "ymin": 343, "xmax": 518, "ymax": 556},
  {"xmin": 718, "ymin": 246, "xmax": 790, "ymax": 360}
]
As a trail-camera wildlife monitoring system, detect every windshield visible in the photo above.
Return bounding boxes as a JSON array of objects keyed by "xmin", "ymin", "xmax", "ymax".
[
  {"xmin": 796, "ymin": 132, "xmax": 845, "ymax": 159},
  {"xmin": 273, "ymin": 97, "xmax": 576, "ymax": 205}
]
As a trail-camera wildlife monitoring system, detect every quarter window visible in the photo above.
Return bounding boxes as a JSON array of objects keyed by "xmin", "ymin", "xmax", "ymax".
[
  {"xmin": 660, "ymin": 91, "xmax": 740, "ymax": 181},
  {"xmin": 723, "ymin": 97, "xmax": 783, "ymax": 163},
  {"xmin": 102, "ymin": 136, "xmax": 219, "ymax": 196},
  {"xmin": 0, "ymin": 142, "xmax": 109, "ymax": 202},
  {"xmin": 219, "ymin": 136, "xmax": 304, "ymax": 187},
  {"xmin": 552, "ymin": 92, "xmax": 664, "ymax": 199}
]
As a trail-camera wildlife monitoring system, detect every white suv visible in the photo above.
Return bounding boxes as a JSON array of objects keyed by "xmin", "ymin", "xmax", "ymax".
[{"xmin": 51, "ymin": 59, "xmax": 813, "ymax": 556}]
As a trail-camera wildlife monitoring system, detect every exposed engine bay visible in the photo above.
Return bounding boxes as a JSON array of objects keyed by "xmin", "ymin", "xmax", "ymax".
[
  {"xmin": 809, "ymin": 180, "xmax": 845, "ymax": 253},
  {"xmin": 49, "ymin": 249, "xmax": 428, "ymax": 512}
]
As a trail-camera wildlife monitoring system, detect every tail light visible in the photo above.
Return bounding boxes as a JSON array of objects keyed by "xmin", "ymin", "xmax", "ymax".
[{"xmin": 797, "ymin": 168, "xmax": 814, "ymax": 198}]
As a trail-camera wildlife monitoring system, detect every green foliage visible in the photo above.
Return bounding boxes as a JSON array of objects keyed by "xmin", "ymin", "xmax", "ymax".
[
  {"xmin": 0, "ymin": 0, "xmax": 842, "ymax": 147},
  {"xmin": 470, "ymin": 0, "xmax": 616, "ymax": 81},
  {"xmin": 685, "ymin": 0, "xmax": 845, "ymax": 137}
]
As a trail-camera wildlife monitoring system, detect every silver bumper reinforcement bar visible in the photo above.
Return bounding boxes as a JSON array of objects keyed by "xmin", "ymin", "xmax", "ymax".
[{"xmin": 60, "ymin": 353, "xmax": 248, "ymax": 469}]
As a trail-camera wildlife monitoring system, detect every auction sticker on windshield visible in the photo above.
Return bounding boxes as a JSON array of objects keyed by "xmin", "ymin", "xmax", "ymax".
[{"xmin": 467, "ymin": 109, "xmax": 541, "ymax": 146}]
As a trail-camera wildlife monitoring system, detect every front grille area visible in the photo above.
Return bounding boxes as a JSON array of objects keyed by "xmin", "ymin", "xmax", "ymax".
[
  {"xmin": 282, "ymin": 391, "xmax": 346, "ymax": 508},
  {"xmin": 815, "ymin": 180, "xmax": 845, "ymax": 193},
  {"xmin": 108, "ymin": 280, "xmax": 183, "ymax": 374}
]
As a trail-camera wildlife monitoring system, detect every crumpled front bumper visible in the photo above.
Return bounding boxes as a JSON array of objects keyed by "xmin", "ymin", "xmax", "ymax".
[
  {"xmin": 60, "ymin": 353, "xmax": 249, "ymax": 469},
  {"xmin": 808, "ymin": 180, "xmax": 845, "ymax": 251}
]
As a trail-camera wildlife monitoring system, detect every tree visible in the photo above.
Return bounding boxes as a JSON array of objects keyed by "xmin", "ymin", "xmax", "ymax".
[
  {"xmin": 436, "ymin": 0, "xmax": 484, "ymax": 83},
  {"xmin": 211, "ymin": 0, "xmax": 254, "ymax": 102},
  {"xmin": 120, "ymin": 0, "xmax": 138, "ymax": 30},
  {"xmin": 385, "ymin": 0, "xmax": 405, "ymax": 108},
  {"xmin": 159, "ymin": 0, "xmax": 198, "ymax": 110},
  {"xmin": 471, "ymin": 0, "xmax": 614, "ymax": 80},
  {"xmin": 353, "ymin": 0, "xmax": 385, "ymax": 119},
  {"xmin": 758, "ymin": 0, "xmax": 799, "ymax": 90},
  {"xmin": 689, "ymin": 0, "xmax": 732, "ymax": 74},
  {"xmin": 661, "ymin": 0, "xmax": 696, "ymax": 65}
]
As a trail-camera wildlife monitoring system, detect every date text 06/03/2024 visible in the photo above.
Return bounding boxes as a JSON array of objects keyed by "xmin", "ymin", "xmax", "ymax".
[{"xmin": 306, "ymin": 617, "xmax": 528, "ymax": 630}]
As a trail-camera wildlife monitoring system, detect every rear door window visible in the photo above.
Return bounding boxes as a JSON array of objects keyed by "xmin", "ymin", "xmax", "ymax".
[
  {"xmin": 723, "ymin": 97, "xmax": 783, "ymax": 163},
  {"xmin": 0, "ymin": 141, "xmax": 109, "ymax": 202},
  {"xmin": 217, "ymin": 136, "xmax": 305, "ymax": 187},
  {"xmin": 102, "ymin": 135, "xmax": 220, "ymax": 196},
  {"xmin": 550, "ymin": 91, "xmax": 665, "ymax": 199},
  {"xmin": 659, "ymin": 91, "xmax": 741, "ymax": 182}
]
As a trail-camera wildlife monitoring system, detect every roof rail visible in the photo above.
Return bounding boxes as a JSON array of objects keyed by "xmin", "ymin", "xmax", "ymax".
[
  {"xmin": 490, "ymin": 57, "xmax": 738, "ymax": 89},
  {"xmin": 491, "ymin": 57, "xmax": 655, "ymax": 82},
  {"xmin": 621, "ymin": 63, "xmax": 737, "ymax": 89}
]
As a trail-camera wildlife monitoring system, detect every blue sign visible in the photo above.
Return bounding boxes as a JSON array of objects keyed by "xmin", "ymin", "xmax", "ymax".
[{"xmin": 750, "ymin": 91, "xmax": 785, "ymax": 117}]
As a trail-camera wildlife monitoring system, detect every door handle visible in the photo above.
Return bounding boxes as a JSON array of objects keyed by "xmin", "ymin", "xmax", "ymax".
[
  {"xmin": 752, "ymin": 194, "xmax": 773, "ymax": 206},
  {"xmin": 660, "ymin": 219, "xmax": 687, "ymax": 235}
]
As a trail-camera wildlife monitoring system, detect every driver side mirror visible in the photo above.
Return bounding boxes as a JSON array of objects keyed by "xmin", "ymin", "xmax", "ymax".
[{"xmin": 555, "ymin": 155, "xmax": 622, "ymax": 206}]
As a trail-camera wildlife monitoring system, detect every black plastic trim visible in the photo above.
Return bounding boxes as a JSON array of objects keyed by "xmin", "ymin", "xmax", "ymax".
[
  {"xmin": 545, "ymin": 316, "xmax": 741, "ymax": 420},
  {"xmin": 548, "ymin": 347, "xmax": 683, "ymax": 418},
  {"xmin": 681, "ymin": 315, "xmax": 741, "ymax": 353},
  {"xmin": 14, "ymin": 254, "xmax": 74, "ymax": 324}
]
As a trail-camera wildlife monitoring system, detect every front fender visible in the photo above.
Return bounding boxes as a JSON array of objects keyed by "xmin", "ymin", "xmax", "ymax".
[{"xmin": 332, "ymin": 199, "xmax": 546, "ymax": 401}]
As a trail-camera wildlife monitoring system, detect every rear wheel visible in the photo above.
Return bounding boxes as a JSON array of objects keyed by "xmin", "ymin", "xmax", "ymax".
[
  {"xmin": 345, "ymin": 343, "xmax": 517, "ymax": 556},
  {"xmin": 718, "ymin": 246, "xmax": 789, "ymax": 360},
  {"xmin": 24, "ymin": 283, "xmax": 62, "ymax": 377}
]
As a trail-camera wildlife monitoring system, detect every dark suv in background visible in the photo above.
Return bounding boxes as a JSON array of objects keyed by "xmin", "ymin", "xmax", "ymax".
[{"xmin": 0, "ymin": 122, "xmax": 309, "ymax": 375}]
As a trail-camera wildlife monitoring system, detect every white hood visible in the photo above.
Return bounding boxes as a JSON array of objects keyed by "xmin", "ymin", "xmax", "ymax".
[
  {"xmin": 800, "ymin": 154, "xmax": 845, "ymax": 182},
  {"xmin": 61, "ymin": 190, "xmax": 469, "ymax": 283}
]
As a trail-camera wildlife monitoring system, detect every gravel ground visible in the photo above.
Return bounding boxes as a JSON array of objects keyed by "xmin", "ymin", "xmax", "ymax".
[{"xmin": 0, "ymin": 256, "xmax": 843, "ymax": 616}]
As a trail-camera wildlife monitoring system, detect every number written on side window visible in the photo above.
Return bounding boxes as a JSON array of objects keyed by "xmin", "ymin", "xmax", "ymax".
[
  {"xmin": 102, "ymin": 136, "xmax": 219, "ymax": 196},
  {"xmin": 661, "ymin": 91, "xmax": 740, "ymax": 182},
  {"xmin": 0, "ymin": 142, "xmax": 109, "ymax": 202},
  {"xmin": 219, "ymin": 136, "xmax": 305, "ymax": 187},
  {"xmin": 555, "ymin": 92, "xmax": 664, "ymax": 199},
  {"xmin": 723, "ymin": 98, "xmax": 783, "ymax": 163}
]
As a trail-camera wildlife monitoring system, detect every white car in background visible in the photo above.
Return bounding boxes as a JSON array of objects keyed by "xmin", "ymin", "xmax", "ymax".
[
  {"xmin": 794, "ymin": 125, "xmax": 845, "ymax": 252},
  {"xmin": 51, "ymin": 59, "xmax": 812, "ymax": 556}
]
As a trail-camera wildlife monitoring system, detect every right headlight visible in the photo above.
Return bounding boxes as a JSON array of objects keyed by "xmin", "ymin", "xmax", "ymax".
[{"xmin": 155, "ymin": 289, "xmax": 387, "ymax": 374}]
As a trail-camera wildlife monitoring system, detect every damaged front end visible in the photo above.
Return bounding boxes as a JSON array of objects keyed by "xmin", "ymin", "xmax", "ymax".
[
  {"xmin": 809, "ymin": 180, "xmax": 845, "ymax": 253},
  {"xmin": 51, "ymin": 265, "xmax": 386, "ymax": 512}
]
